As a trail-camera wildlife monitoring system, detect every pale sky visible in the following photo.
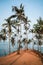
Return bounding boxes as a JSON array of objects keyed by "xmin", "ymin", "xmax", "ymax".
[{"xmin": 0, "ymin": 0, "xmax": 43, "ymax": 30}]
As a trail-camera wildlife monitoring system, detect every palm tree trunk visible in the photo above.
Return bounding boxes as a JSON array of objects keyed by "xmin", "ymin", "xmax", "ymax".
[
  {"xmin": 9, "ymin": 33, "xmax": 11, "ymax": 54},
  {"xmin": 26, "ymin": 30, "xmax": 28, "ymax": 50},
  {"xmin": 38, "ymin": 44, "xmax": 39, "ymax": 52},
  {"xmin": 17, "ymin": 26, "xmax": 20, "ymax": 54},
  {"xmin": 40, "ymin": 45, "xmax": 41, "ymax": 53},
  {"xmin": 17, "ymin": 43, "xmax": 20, "ymax": 54},
  {"xmin": 38, "ymin": 39, "xmax": 39, "ymax": 52},
  {"xmin": 27, "ymin": 43, "xmax": 28, "ymax": 50},
  {"xmin": 17, "ymin": 20, "xmax": 21, "ymax": 54},
  {"xmin": 32, "ymin": 43, "xmax": 34, "ymax": 50}
]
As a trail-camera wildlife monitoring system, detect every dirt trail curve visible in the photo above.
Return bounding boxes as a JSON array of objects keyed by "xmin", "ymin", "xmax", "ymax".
[{"xmin": 0, "ymin": 50, "xmax": 43, "ymax": 65}]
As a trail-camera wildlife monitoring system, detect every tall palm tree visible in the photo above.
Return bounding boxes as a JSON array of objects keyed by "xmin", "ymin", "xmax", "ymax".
[
  {"xmin": 12, "ymin": 4, "xmax": 27, "ymax": 54},
  {"xmin": 2, "ymin": 18, "xmax": 17, "ymax": 54},
  {"xmin": 33, "ymin": 17, "xmax": 43, "ymax": 52},
  {"xmin": 24, "ymin": 17, "xmax": 30, "ymax": 50},
  {"xmin": 15, "ymin": 22, "xmax": 22, "ymax": 54}
]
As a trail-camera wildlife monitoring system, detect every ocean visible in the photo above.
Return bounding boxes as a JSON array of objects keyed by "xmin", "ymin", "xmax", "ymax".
[{"xmin": 0, "ymin": 41, "xmax": 43, "ymax": 57}]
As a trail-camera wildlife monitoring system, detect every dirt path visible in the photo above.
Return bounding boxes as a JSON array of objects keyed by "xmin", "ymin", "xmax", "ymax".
[{"xmin": 0, "ymin": 50, "xmax": 43, "ymax": 65}]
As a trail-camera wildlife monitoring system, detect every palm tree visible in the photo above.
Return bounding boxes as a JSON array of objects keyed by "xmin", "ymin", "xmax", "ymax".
[
  {"xmin": 2, "ymin": 18, "xmax": 17, "ymax": 54},
  {"xmin": 23, "ymin": 17, "xmax": 30, "ymax": 50},
  {"xmin": 33, "ymin": 17, "xmax": 43, "ymax": 34},
  {"xmin": 12, "ymin": 4, "xmax": 25, "ymax": 21},
  {"xmin": 33, "ymin": 17, "xmax": 43, "ymax": 52},
  {"xmin": 16, "ymin": 23, "xmax": 21, "ymax": 54},
  {"xmin": 12, "ymin": 4, "xmax": 28, "ymax": 54}
]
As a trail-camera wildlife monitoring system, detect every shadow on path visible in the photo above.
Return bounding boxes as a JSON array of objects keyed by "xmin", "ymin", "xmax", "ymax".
[{"xmin": 10, "ymin": 52, "xmax": 25, "ymax": 65}]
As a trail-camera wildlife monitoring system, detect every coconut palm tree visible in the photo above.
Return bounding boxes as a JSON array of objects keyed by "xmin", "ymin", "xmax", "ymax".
[
  {"xmin": 12, "ymin": 4, "xmax": 25, "ymax": 21},
  {"xmin": 23, "ymin": 17, "xmax": 30, "ymax": 50},
  {"xmin": 33, "ymin": 17, "xmax": 43, "ymax": 34},
  {"xmin": 2, "ymin": 18, "xmax": 17, "ymax": 54},
  {"xmin": 33, "ymin": 17, "xmax": 43, "ymax": 52},
  {"xmin": 15, "ymin": 23, "xmax": 21, "ymax": 54},
  {"xmin": 12, "ymin": 4, "xmax": 28, "ymax": 54}
]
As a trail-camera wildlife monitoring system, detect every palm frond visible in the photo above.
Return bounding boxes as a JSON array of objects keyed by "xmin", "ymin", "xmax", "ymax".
[
  {"xmin": 2, "ymin": 23, "xmax": 7, "ymax": 26},
  {"xmin": 12, "ymin": 25, "xmax": 17, "ymax": 29},
  {"xmin": 2, "ymin": 35, "xmax": 6, "ymax": 41},
  {"xmin": 18, "ymin": 39, "xmax": 21, "ymax": 44},
  {"xmin": 7, "ymin": 15, "xmax": 17, "ymax": 20},
  {"xmin": 0, "ymin": 34, "xmax": 2, "ymax": 41},
  {"xmin": 11, "ymin": 37, "xmax": 15, "ymax": 46}
]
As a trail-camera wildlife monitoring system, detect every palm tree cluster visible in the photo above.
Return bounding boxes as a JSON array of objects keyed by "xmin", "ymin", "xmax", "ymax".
[
  {"xmin": 30, "ymin": 17, "xmax": 43, "ymax": 52},
  {"xmin": 0, "ymin": 4, "xmax": 43, "ymax": 55},
  {"xmin": 0, "ymin": 4, "xmax": 30, "ymax": 54}
]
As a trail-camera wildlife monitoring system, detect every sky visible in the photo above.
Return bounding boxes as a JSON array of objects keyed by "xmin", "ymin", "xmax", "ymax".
[{"xmin": 0, "ymin": 0, "xmax": 43, "ymax": 30}]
